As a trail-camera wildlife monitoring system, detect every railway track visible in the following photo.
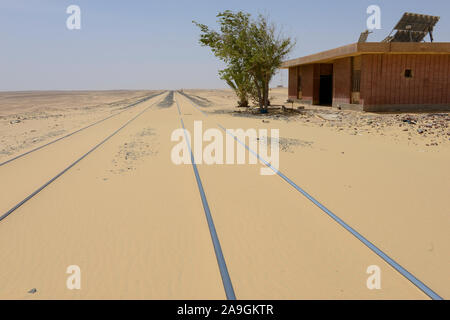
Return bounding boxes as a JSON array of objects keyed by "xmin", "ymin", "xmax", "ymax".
[
  {"xmin": 0, "ymin": 91, "xmax": 165, "ymax": 167},
  {"xmin": 0, "ymin": 90, "xmax": 443, "ymax": 299},
  {"xmin": 176, "ymin": 91, "xmax": 443, "ymax": 300},
  {"xmin": 0, "ymin": 92, "xmax": 167, "ymax": 223},
  {"xmin": 174, "ymin": 94, "xmax": 236, "ymax": 300}
]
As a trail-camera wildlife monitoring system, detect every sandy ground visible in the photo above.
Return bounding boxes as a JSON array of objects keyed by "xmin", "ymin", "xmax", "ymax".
[
  {"xmin": 0, "ymin": 90, "xmax": 158, "ymax": 161},
  {"xmin": 0, "ymin": 88, "xmax": 448, "ymax": 299}
]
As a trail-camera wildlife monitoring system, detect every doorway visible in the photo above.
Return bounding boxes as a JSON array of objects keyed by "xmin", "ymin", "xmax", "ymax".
[{"xmin": 319, "ymin": 75, "xmax": 333, "ymax": 105}]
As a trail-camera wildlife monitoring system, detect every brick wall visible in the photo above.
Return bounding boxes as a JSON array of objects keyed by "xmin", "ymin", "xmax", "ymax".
[
  {"xmin": 302, "ymin": 65, "xmax": 317, "ymax": 104},
  {"xmin": 333, "ymin": 57, "xmax": 352, "ymax": 106},
  {"xmin": 361, "ymin": 54, "xmax": 450, "ymax": 110}
]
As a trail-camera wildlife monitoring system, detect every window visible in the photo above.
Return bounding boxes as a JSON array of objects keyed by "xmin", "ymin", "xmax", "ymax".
[{"xmin": 404, "ymin": 69, "xmax": 413, "ymax": 78}]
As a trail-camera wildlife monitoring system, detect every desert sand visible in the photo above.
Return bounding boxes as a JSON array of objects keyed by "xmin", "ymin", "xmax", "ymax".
[
  {"xmin": 0, "ymin": 89, "xmax": 448, "ymax": 299},
  {"xmin": 0, "ymin": 90, "xmax": 157, "ymax": 160}
]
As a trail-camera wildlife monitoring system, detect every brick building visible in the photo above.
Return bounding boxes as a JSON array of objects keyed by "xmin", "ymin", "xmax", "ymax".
[{"xmin": 282, "ymin": 42, "xmax": 450, "ymax": 112}]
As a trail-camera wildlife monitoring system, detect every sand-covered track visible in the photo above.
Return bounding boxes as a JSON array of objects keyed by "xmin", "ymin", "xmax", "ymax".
[
  {"xmin": 0, "ymin": 89, "xmax": 446, "ymax": 299},
  {"xmin": 0, "ymin": 92, "xmax": 166, "ymax": 167},
  {"xmin": 178, "ymin": 91, "xmax": 212, "ymax": 108},
  {"xmin": 174, "ymin": 95, "xmax": 236, "ymax": 299},
  {"xmin": 0, "ymin": 90, "xmax": 226, "ymax": 299},
  {"xmin": 219, "ymin": 120, "xmax": 442, "ymax": 300},
  {"xmin": 176, "ymin": 91, "xmax": 444, "ymax": 300},
  {"xmin": 158, "ymin": 91, "xmax": 174, "ymax": 108},
  {"xmin": 0, "ymin": 92, "xmax": 167, "ymax": 223}
]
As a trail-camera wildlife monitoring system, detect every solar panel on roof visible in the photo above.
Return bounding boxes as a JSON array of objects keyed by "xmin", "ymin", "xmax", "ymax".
[{"xmin": 382, "ymin": 12, "xmax": 440, "ymax": 43}]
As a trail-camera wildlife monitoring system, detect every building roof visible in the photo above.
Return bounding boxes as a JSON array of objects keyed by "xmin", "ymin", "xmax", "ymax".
[{"xmin": 281, "ymin": 42, "xmax": 450, "ymax": 68}]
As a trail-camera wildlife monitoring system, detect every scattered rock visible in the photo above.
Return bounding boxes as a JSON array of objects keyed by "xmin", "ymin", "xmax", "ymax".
[
  {"xmin": 262, "ymin": 136, "xmax": 313, "ymax": 153},
  {"xmin": 402, "ymin": 117, "xmax": 417, "ymax": 125},
  {"xmin": 110, "ymin": 127, "xmax": 157, "ymax": 174},
  {"xmin": 317, "ymin": 113, "xmax": 340, "ymax": 121}
]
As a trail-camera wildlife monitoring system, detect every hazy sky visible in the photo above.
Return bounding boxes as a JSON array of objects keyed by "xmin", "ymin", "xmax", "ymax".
[{"xmin": 0, "ymin": 0, "xmax": 449, "ymax": 91}]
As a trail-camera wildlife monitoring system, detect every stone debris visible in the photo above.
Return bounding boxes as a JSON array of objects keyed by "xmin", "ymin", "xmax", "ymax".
[
  {"xmin": 110, "ymin": 127, "xmax": 158, "ymax": 174},
  {"xmin": 260, "ymin": 136, "xmax": 313, "ymax": 153},
  {"xmin": 316, "ymin": 113, "xmax": 340, "ymax": 121},
  {"xmin": 294, "ymin": 109, "xmax": 449, "ymax": 145}
]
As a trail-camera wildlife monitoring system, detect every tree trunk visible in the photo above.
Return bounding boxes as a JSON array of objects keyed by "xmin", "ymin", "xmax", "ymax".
[
  {"xmin": 262, "ymin": 74, "xmax": 270, "ymax": 110},
  {"xmin": 238, "ymin": 97, "xmax": 248, "ymax": 108},
  {"xmin": 254, "ymin": 78, "xmax": 263, "ymax": 108}
]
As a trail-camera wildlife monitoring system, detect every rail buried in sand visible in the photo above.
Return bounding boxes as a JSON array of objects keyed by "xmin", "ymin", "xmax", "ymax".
[
  {"xmin": 157, "ymin": 90, "xmax": 175, "ymax": 108},
  {"xmin": 174, "ymin": 94, "xmax": 236, "ymax": 300},
  {"xmin": 0, "ymin": 91, "xmax": 166, "ymax": 167},
  {"xmin": 0, "ymin": 93, "xmax": 167, "ymax": 223},
  {"xmin": 179, "ymin": 91, "xmax": 443, "ymax": 300}
]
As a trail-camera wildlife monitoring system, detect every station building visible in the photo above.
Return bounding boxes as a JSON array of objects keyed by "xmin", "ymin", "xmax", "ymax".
[{"xmin": 282, "ymin": 42, "xmax": 450, "ymax": 112}]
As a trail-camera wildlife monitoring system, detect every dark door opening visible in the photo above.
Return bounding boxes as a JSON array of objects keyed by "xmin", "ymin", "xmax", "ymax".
[{"xmin": 319, "ymin": 75, "xmax": 333, "ymax": 106}]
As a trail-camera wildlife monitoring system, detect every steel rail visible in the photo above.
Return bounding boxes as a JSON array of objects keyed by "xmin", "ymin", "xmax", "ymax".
[
  {"xmin": 0, "ymin": 92, "xmax": 165, "ymax": 167},
  {"xmin": 0, "ymin": 93, "xmax": 167, "ymax": 223},
  {"xmin": 179, "ymin": 91, "xmax": 443, "ymax": 300},
  {"xmin": 174, "ymin": 95, "xmax": 236, "ymax": 300}
]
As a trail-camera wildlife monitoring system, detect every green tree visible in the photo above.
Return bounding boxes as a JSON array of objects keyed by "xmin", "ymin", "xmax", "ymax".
[
  {"xmin": 219, "ymin": 65, "xmax": 251, "ymax": 108},
  {"xmin": 245, "ymin": 14, "xmax": 294, "ymax": 110},
  {"xmin": 194, "ymin": 11, "xmax": 294, "ymax": 111},
  {"xmin": 193, "ymin": 11, "xmax": 251, "ymax": 108}
]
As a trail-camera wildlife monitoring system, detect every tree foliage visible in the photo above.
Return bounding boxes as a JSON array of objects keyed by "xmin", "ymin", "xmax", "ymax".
[{"xmin": 193, "ymin": 11, "xmax": 294, "ymax": 110}]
